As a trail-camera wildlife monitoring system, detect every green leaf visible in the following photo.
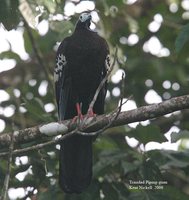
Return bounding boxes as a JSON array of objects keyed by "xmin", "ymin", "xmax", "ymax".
[
  {"xmin": 162, "ymin": 151, "xmax": 189, "ymax": 168},
  {"xmin": 37, "ymin": 185, "xmax": 63, "ymax": 200},
  {"xmin": 103, "ymin": 184, "xmax": 117, "ymax": 200},
  {"xmin": 127, "ymin": 124, "xmax": 167, "ymax": 145},
  {"xmin": 121, "ymin": 161, "xmax": 138, "ymax": 175},
  {"xmin": 43, "ymin": 0, "xmax": 56, "ymax": 13},
  {"xmin": 93, "ymin": 150, "xmax": 127, "ymax": 176},
  {"xmin": 23, "ymin": 28, "xmax": 39, "ymax": 54},
  {"xmin": 0, "ymin": 0, "xmax": 19, "ymax": 30},
  {"xmin": 94, "ymin": 137, "xmax": 119, "ymax": 150},
  {"xmin": 112, "ymin": 182, "xmax": 130, "ymax": 199},
  {"xmin": 171, "ymin": 130, "xmax": 189, "ymax": 143},
  {"xmin": 49, "ymin": 20, "xmax": 74, "ymax": 34},
  {"xmin": 24, "ymin": 97, "xmax": 52, "ymax": 122},
  {"xmin": 19, "ymin": 0, "xmax": 38, "ymax": 28},
  {"xmin": 0, "ymin": 51, "xmax": 21, "ymax": 61},
  {"xmin": 148, "ymin": 149, "xmax": 189, "ymax": 169},
  {"xmin": 175, "ymin": 23, "xmax": 189, "ymax": 53},
  {"xmin": 140, "ymin": 158, "xmax": 162, "ymax": 181}
]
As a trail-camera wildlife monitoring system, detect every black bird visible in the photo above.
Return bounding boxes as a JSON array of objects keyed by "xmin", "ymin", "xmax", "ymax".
[{"xmin": 54, "ymin": 12, "xmax": 110, "ymax": 194}]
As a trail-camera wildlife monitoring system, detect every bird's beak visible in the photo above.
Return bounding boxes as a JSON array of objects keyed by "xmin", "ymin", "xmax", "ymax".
[{"xmin": 87, "ymin": 14, "xmax": 92, "ymax": 21}]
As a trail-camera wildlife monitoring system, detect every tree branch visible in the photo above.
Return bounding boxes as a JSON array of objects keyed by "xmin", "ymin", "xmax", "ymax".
[
  {"xmin": 1, "ymin": 131, "xmax": 14, "ymax": 199},
  {"xmin": 0, "ymin": 94, "xmax": 189, "ymax": 156}
]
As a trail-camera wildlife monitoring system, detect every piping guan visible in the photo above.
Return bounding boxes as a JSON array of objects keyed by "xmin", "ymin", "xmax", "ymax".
[{"xmin": 54, "ymin": 12, "xmax": 110, "ymax": 193}]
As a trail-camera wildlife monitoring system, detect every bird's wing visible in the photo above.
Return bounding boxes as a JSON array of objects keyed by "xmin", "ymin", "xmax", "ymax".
[
  {"xmin": 92, "ymin": 40, "xmax": 110, "ymax": 115},
  {"xmin": 54, "ymin": 38, "xmax": 71, "ymax": 120}
]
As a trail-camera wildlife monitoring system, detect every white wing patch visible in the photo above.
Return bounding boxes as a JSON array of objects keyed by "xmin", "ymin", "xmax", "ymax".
[
  {"xmin": 105, "ymin": 54, "xmax": 111, "ymax": 72},
  {"xmin": 54, "ymin": 54, "xmax": 67, "ymax": 82}
]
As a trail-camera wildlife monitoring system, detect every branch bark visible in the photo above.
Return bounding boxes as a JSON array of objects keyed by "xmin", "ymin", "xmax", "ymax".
[
  {"xmin": 0, "ymin": 94, "xmax": 189, "ymax": 153},
  {"xmin": 1, "ymin": 132, "xmax": 14, "ymax": 199}
]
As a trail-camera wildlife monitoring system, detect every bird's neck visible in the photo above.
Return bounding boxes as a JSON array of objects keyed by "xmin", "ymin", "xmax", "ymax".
[
  {"xmin": 75, "ymin": 20, "xmax": 92, "ymax": 31},
  {"xmin": 74, "ymin": 25, "xmax": 97, "ymax": 34}
]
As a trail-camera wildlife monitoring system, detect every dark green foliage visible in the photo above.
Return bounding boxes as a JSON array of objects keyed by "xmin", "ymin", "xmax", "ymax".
[
  {"xmin": 127, "ymin": 124, "xmax": 167, "ymax": 145},
  {"xmin": 0, "ymin": 0, "xmax": 19, "ymax": 30},
  {"xmin": 175, "ymin": 23, "xmax": 189, "ymax": 53}
]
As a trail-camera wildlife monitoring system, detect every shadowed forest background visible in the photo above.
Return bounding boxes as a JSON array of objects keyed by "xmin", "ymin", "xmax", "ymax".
[{"xmin": 1, "ymin": 0, "xmax": 189, "ymax": 199}]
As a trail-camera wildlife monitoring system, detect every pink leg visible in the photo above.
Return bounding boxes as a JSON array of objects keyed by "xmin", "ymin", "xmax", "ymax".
[
  {"xmin": 76, "ymin": 103, "xmax": 83, "ymax": 120},
  {"xmin": 71, "ymin": 103, "xmax": 83, "ymax": 123}
]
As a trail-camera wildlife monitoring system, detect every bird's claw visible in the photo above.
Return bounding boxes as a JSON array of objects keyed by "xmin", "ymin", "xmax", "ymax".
[
  {"xmin": 71, "ymin": 114, "xmax": 84, "ymax": 124},
  {"xmin": 87, "ymin": 108, "xmax": 96, "ymax": 118},
  {"xmin": 71, "ymin": 104, "xmax": 96, "ymax": 127},
  {"xmin": 82, "ymin": 108, "xmax": 96, "ymax": 127}
]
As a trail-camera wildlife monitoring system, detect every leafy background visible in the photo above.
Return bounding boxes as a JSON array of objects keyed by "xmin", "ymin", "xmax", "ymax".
[{"xmin": 1, "ymin": 0, "xmax": 189, "ymax": 199}]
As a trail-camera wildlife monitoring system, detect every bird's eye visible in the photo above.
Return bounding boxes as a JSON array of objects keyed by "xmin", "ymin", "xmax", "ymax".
[{"xmin": 80, "ymin": 16, "xmax": 83, "ymax": 20}]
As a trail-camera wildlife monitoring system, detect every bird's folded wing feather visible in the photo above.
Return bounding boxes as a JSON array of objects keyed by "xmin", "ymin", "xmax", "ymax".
[{"xmin": 54, "ymin": 39, "xmax": 71, "ymax": 121}]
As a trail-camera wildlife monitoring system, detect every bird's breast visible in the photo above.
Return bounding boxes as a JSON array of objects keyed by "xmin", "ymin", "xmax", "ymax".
[
  {"xmin": 67, "ymin": 48, "xmax": 103, "ymax": 86},
  {"xmin": 65, "ymin": 32, "xmax": 106, "ymax": 92}
]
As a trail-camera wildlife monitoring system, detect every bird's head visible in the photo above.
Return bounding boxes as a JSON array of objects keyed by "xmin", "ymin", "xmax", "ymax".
[{"xmin": 76, "ymin": 12, "xmax": 92, "ymax": 30}]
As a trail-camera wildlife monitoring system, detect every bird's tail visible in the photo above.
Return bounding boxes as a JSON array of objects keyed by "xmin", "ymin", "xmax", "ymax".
[{"xmin": 59, "ymin": 134, "xmax": 93, "ymax": 193}]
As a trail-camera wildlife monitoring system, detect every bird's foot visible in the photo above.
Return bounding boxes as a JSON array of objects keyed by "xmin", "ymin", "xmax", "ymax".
[
  {"xmin": 71, "ymin": 114, "xmax": 83, "ymax": 124},
  {"xmin": 87, "ymin": 108, "xmax": 96, "ymax": 118},
  {"xmin": 71, "ymin": 104, "xmax": 96, "ymax": 128},
  {"xmin": 82, "ymin": 108, "xmax": 96, "ymax": 126}
]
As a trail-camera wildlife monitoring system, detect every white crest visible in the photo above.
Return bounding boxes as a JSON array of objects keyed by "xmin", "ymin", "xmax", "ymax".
[{"xmin": 79, "ymin": 13, "xmax": 91, "ymax": 22}]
